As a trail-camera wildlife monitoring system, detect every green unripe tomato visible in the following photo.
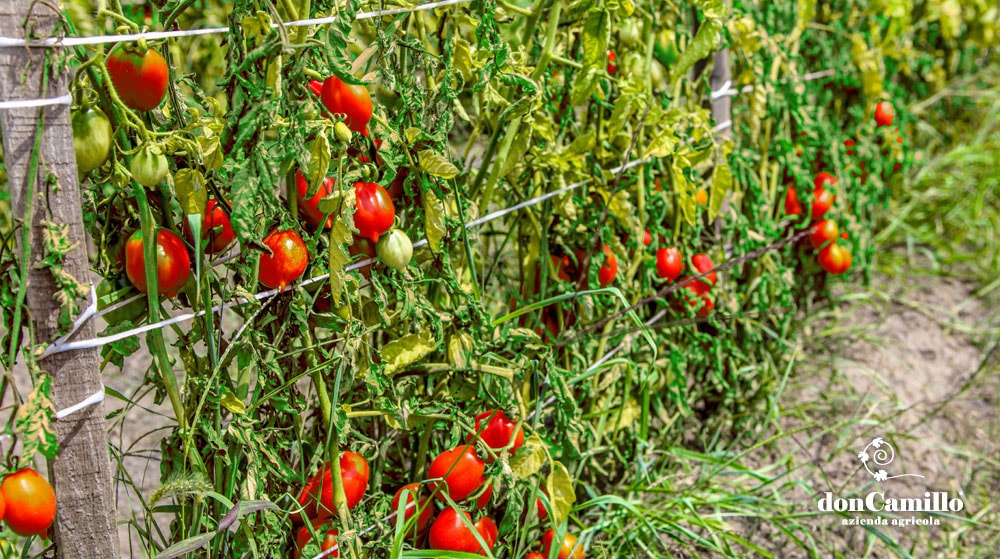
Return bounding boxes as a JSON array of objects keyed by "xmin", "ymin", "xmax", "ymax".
[
  {"xmin": 619, "ymin": 20, "xmax": 641, "ymax": 48},
  {"xmin": 130, "ymin": 144, "xmax": 169, "ymax": 186},
  {"xmin": 376, "ymin": 229, "xmax": 413, "ymax": 272},
  {"xmin": 72, "ymin": 107, "xmax": 113, "ymax": 174}
]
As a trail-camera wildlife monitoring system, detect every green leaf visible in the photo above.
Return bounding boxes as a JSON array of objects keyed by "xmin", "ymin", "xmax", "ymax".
[
  {"xmin": 795, "ymin": 0, "xmax": 817, "ymax": 36},
  {"xmin": 672, "ymin": 159, "xmax": 697, "ymax": 226},
  {"xmin": 382, "ymin": 331, "xmax": 437, "ymax": 376},
  {"xmin": 670, "ymin": 18, "xmax": 723, "ymax": 85},
  {"xmin": 499, "ymin": 124, "xmax": 533, "ymax": 179},
  {"xmin": 14, "ymin": 374, "xmax": 57, "ymax": 460},
  {"xmin": 581, "ymin": 8, "xmax": 611, "ymax": 70},
  {"xmin": 569, "ymin": 68, "xmax": 603, "ymax": 106},
  {"xmin": 155, "ymin": 531, "xmax": 218, "ymax": 559},
  {"xmin": 174, "ymin": 168, "xmax": 208, "ymax": 217},
  {"xmin": 307, "ymin": 135, "xmax": 332, "ymax": 194},
  {"xmin": 510, "ymin": 434, "xmax": 547, "ymax": 479},
  {"xmin": 423, "ymin": 189, "xmax": 447, "ymax": 253},
  {"xmin": 608, "ymin": 190, "xmax": 640, "ymax": 232},
  {"xmin": 418, "ymin": 150, "xmax": 460, "ymax": 179},
  {"xmin": 546, "ymin": 461, "xmax": 576, "ymax": 526},
  {"xmin": 221, "ymin": 392, "xmax": 246, "ymax": 415},
  {"xmin": 709, "ymin": 160, "xmax": 732, "ymax": 222},
  {"xmin": 329, "ymin": 219, "xmax": 353, "ymax": 306}
]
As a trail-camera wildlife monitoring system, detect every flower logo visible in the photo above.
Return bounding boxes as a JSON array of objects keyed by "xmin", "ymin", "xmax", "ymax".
[{"xmin": 856, "ymin": 437, "xmax": 924, "ymax": 483}]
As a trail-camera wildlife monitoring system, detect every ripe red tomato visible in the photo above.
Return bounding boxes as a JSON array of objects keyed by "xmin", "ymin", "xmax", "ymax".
[
  {"xmin": 1, "ymin": 468, "xmax": 56, "ymax": 537},
  {"xmin": 542, "ymin": 529, "xmax": 585, "ymax": 559},
  {"xmin": 810, "ymin": 189, "xmax": 836, "ymax": 222},
  {"xmin": 125, "ymin": 229, "xmax": 191, "ymax": 297},
  {"xmin": 691, "ymin": 253, "xmax": 717, "ymax": 287},
  {"xmin": 428, "ymin": 446, "xmax": 486, "ymax": 502},
  {"xmin": 320, "ymin": 76, "xmax": 373, "ymax": 134},
  {"xmin": 655, "ymin": 247, "xmax": 682, "ymax": 281},
  {"xmin": 258, "ymin": 229, "xmax": 308, "ymax": 290},
  {"xmin": 874, "ymin": 101, "xmax": 895, "ymax": 127},
  {"xmin": 642, "ymin": 229, "xmax": 652, "ymax": 246},
  {"xmin": 392, "ymin": 483, "xmax": 434, "ymax": 536},
  {"xmin": 297, "ymin": 451, "xmax": 370, "ymax": 522},
  {"xmin": 296, "ymin": 170, "xmax": 336, "ymax": 229},
  {"xmin": 809, "ymin": 220, "xmax": 839, "ymax": 249},
  {"xmin": 183, "ymin": 199, "xmax": 236, "ymax": 254},
  {"xmin": 606, "ymin": 49, "xmax": 617, "ymax": 74},
  {"xmin": 471, "ymin": 410, "xmax": 524, "ymax": 461},
  {"xmin": 597, "ymin": 244, "xmax": 617, "ymax": 287},
  {"xmin": 473, "ymin": 483, "xmax": 492, "ymax": 510},
  {"xmin": 784, "ymin": 185, "xmax": 803, "ymax": 216},
  {"xmin": 536, "ymin": 486, "xmax": 549, "ymax": 520},
  {"xmin": 353, "ymin": 181, "xmax": 395, "ymax": 242},
  {"xmin": 813, "ymin": 172, "xmax": 837, "ymax": 191},
  {"xmin": 675, "ymin": 277, "xmax": 714, "ymax": 317},
  {"xmin": 106, "ymin": 46, "xmax": 169, "ymax": 111},
  {"xmin": 0, "ymin": 483, "xmax": 5, "ymax": 522},
  {"xmin": 817, "ymin": 243, "xmax": 852, "ymax": 275},
  {"xmin": 843, "ymin": 138, "xmax": 856, "ymax": 156},
  {"xmin": 428, "ymin": 508, "xmax": 496, "ymax": 555},
  {"xmin": 293, "ymin": 520, "xmax": 339, "ymax": 559},
  {"xmin": 525, "ymin": 554, "xmax": 546, "ymax": 559}
]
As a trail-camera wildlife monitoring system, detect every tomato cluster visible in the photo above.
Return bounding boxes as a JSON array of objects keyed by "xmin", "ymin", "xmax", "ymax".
[
  {"xmin": 0, "ymin": 468, "xmax": 57, "ymax": 538},
  {"xmin": 291, "ymin": 410, "xmax": 535, "ymax": 557},
  {"xmin": 784, "ymin": 171, "xmax": 853, "ymax": 276}
]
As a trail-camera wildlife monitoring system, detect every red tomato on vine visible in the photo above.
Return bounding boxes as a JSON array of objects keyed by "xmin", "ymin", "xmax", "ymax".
[
  {"xmin": 607, "ymin": 49, "xmax": 618, "ymax": 75},
  {"xmin": 183, "ymin": 199, "xmax": 236, "ymax": 254},
  {"xmin": 428, "ymin": 445, "xmax": 486, "ymax": 502},
  {"xmin": 809, "ymin": 219, "xmax": 839, "ymax": 249},
  {"xmin": 1, "ymin": 468, "xmax": 57, "ymax": 537},
  {"xmin": 817, "ymin": 243, "xmax": 852, "ymax": 275},
  {"xmin": 542, "ymin": 529, "xmax": 586, "ymax": 559},
  {"xmin": 106, "ymin": 45, "xmax": 169, "ymax": 111},
  {"xmin": 428, "ymin": 508, "xmax": 496, "ymax": 555},
  {"xmin": 471, "ymin": 410, "xmax": 524, "ymax": 460},
  {"xmin": 656, "ymin": 247, "xmax": 682, "ymax": 281},
  {"xmin": 691, "ymin": 253, "xmax": 717, "ymax": 287},
  {"xmin": 125, "ymin": 229, "xmax": 191, "ymax": 297},
  {"xmin": 874, "ymin": 101, "xmax": 895, "ymax": 127},
  {"xmin": 597, "ymin": 244, "xmax": 617, "ymax": 287},
  {"xmin": 391, "ymin": 483, "xmax": 434, "ymax": 536},
  {"xmin": 258, "ymin": 229, "xmax": 308, "ymax": 290},
  {"xmin": 293, "ymin": 520, "xmax": 339, "ymax": 559},
  {"xmin": 320, "ymin": 76, "xmax": 374, "ymax": 134},
  {"xmin": 297, "ymin": 451, "xmax": 370, "ymax": 522},
  {"xmin": 353, "ymin": 181, "xmax": 395, "ymax": 242},
  {"xmin": 295, "ymin": 170, "xmax": 336, "ymax": 229}
]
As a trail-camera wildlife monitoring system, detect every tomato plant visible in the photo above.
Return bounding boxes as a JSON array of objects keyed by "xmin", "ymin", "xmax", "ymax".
[
  {"xmin": 428, "ymin": 508, "xmax": 496, "ymax": 555},
  {"xmin": 817, "ymin": 243, "xmax": 852, "ymax": 275},
  {"xmin": 183, "ymin": 199, "xmax": 236, "ymax": 254},
  {"xmin": 258, "ymin": 229, "xmax": 308, "ymax": 290},
  {"xmin": 391, "ymin": 483, "xmax": 434, "ymax": 536},
  {"xmin": 691, "ymin": 253, "xmax": 717, "ymax": 287},
  {"xmin": 471, "ymin": 409, "xmax": 524, "ymax": 460},
  {"xmin": 105, "ymin": 45, "xmax": 169, "ymax": 111},
  {"xmin": 125, "ymin": 229, "xmax": 191, "ymax": 297},
  {"xmin": 71, "ymin": 107, "xmax": 112, "ymax": 174},
  {"xmin": 320, "ymin": 76, "xmax": 374, "ymax": 134},
  {"xmin": 542, "ymin": 529, "xmax": 585, "ymax": 559},
  {"xmin": 428, "ymin": 446, "xmax": 486, "ymax": 502},
  {"xmin": 295, "ymin": 170, "xmax": 336, "ymax": 229},
  {"xmin": 1, "ymin": 468, "xmax": 56, "ymax": 537},
  {"xmin": 655, "ymin": 247, "xmax": 682, "ymax": 281},
  {"xmin": 353, "ymin": 181, "xmax": 395, "ymax": 242}
]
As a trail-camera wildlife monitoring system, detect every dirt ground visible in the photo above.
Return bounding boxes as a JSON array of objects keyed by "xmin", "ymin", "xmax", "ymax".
[{"xmin": 741, "ymin": 273, "xmax": 1000, "ymax": 557}]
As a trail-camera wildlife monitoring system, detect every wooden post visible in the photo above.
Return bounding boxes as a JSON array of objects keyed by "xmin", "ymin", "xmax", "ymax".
[
  {"xmin": 709, "ymin": 0, "xmax": 733, "ymax": 138},
  {"xmin": 0, "ymin": 2, "xmax": 119, "ymax": 558}
]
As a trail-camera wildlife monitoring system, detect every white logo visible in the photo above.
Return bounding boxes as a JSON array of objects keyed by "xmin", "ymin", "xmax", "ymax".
[
  {"xmin": 856, "ymin": 437, "xmax": 925, "ymax": 483},
  {"xmin": 815, "ymin": 436, "xmax": 964, "ymax": 527}
]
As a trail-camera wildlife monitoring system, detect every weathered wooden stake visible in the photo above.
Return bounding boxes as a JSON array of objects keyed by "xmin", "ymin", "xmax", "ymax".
[
  {"xmin": 709, "ymin": 0, "xmax": 733, "ymax": 138},
  {"xmin": 0, "ymin": 1, "xmax": 119, "ymax": 557}
]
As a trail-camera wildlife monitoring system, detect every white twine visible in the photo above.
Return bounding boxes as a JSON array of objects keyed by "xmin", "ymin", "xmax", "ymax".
[
  {"xmin": 54, "ymin": 384, "xmax": 106, "ymax": 419},
  {"xmin": 0, "ymin": 93, "xmax": 72, "ymax": 110},
  {"xmin": 0, "ymin": 0, "xmax": 474, "ymax": 48}
]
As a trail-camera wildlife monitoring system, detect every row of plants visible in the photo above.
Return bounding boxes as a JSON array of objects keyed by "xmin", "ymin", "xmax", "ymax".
[{"xmin": 0, "ymin": 0, "xmax": 996, "ymax": 556}]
